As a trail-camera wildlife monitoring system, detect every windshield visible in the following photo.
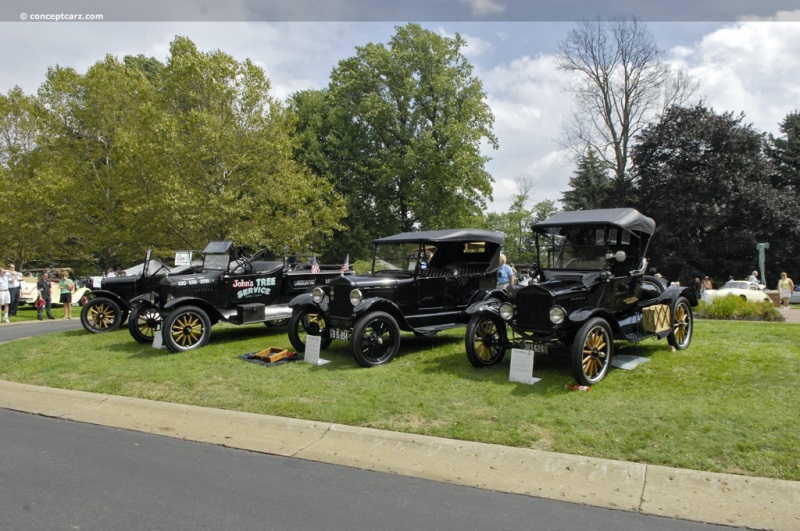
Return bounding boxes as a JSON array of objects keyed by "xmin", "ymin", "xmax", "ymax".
[
  {"xmin": 373, "ymin": 243, "xmax": 422, "ymax": 272},
  {"xmin": 203, "ymin": 253, "xmax": 231, "ymax": 271},
  {"xmin": 535, "ymin": 225, "xmax": 637, "ymax": 271}
]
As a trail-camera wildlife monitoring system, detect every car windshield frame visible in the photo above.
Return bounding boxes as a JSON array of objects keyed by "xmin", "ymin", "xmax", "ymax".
[{"xmin": 534, "ymin": 223, "xmax": 644, "ymax": 272}]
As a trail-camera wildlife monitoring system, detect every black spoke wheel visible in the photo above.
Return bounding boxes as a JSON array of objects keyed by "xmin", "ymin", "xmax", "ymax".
[
  {"xmin": 287, "ymin": 308, "xmax": 332, "ymax": 352},
  {"xmin": 128, "ymin": 304, "xmax": 161, "ymax": 344},
  {"xmin": 667, "ymin": 296, "xmax": 693, "ymax": 350},
  {"xmin": 571, "ymin": 317, "xmax": 613, "ymax": 386},
  {"xmin": 162, "ymin": 306, "xmax": 212, "ymax": 353},
  {"xmin": 465, "ymin": 313, "xmax": 507, "ymax": 368},
  {"xmin": 351, "ymin": 311, "xmax": 400, "ymax": 367},
  {"xmin": 80, "ymin": 297, "xmax": 123, "ymax": 333}
]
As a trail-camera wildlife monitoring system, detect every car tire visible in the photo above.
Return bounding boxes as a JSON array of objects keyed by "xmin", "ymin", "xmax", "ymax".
[
  {"xmin": 352, "ymin": 311, "xmax": 400, "ymax": 367},
  {"xmin": 667, "ymin": 296, "xmax": 693, "ymax": 350},
  {"xmin": 288, "ymin": 307, "xmax": 333, "ymax": 353},
  {"xmin": 162, "ymin": 305, "xmax": 212, "ymax": 353},
  {"xmin": 465, "ymin": 313, "xmax": 507, "ymax": 368},
  {"xmin": 571, "ymin": 317, "xmax": 614, "ymax": 386},
  {"xmin": 643, "ymin": 274, "xmax": 666, "ymax": 295},
  {"xmin": 128, "ymin": 303, "xmax": 161, "ymax": 344},
  {"xmin": 80, "ymin": 296, "xmax": 123, "ymax": 333},
  {"xmin": 264, "ymin": 318, "xmax": 288, "ymax": 328}
]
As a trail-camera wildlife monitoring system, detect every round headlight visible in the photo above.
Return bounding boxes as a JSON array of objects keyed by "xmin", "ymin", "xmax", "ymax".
[
  {"xmin": 166, "ymin": 294, "xmax": 174, "ymax": 304},
  {"xmin": 312, "ymin": 287, "xmax": 325, "ymax": 304},
  {"xmin": 350, "ymin": 289, "xmax": 363, "ymax": 306},
  {"xmin": 549, "ymin": 306, "xmax": 566, "ymax": 325},
  {"xmin": 499, "ymin": 302, "xmax": 514, "ymax": 321}
]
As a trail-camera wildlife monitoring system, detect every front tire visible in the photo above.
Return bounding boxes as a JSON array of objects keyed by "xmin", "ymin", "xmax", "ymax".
[
  {"xmin": 465, "ymin": 313, "xmax": 507, "ymax": 368},
  {"xmin": 667, "ymin": 297, "xmax": 693, "ymax": 350},
  {"xmin": 128, "ymin": 303, "xmax": 161, "ymax": 344},
  {"xmin": 351, "ymin": 311, "xmax": 400, "ymax": 367},
  {"xmin": 571, "ymin": 317, "xmax": 613, "ymax": 386},
  {"xmin": 288, "ymin": 308, "xmax": 332, "ymax": 352},
  {"xmin": 162, "ymin": 305, "xmax": 212, "ymax": 353},
  {"xmin": 80, "ymin": 297, "xmax": 123, "ymax": 333}
]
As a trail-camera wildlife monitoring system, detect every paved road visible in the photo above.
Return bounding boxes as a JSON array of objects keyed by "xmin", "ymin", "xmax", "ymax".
[
  {"xmin": 0, "ymin": 409, "xmax": 730, "ymax": 531},
  {"xmin": 0, "ymin": 317, "xmax": 83, "ymax": 343}
]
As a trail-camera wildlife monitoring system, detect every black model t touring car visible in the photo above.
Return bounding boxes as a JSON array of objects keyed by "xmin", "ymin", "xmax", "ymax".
[
  {"xmin": 464, "ymin": 208, "xmax": 696, "ymax": 385},
  {"xmin": 128, "ymin": 241, "xmax": 346, "ymax": 352},
  {"xmin": 79, "ymin": 250, "xmax": 197, "ymax": 334},
  {"xmin": 287, "ymin": 229, "xmax": 506, "ymax": 367}
]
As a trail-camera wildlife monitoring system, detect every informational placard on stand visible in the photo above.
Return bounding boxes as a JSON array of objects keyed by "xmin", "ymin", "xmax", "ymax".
[
  {"xmin": 303, "ymin": 335, "xmax": 330, "ymax": 366},
  {"xmin": 509, "ymin": 347, "xmax": 540, "ymax": 385},
  {"xmin": 151, "ymin": 326, "xmax": 164, "ymax": 350},
  {"xmin": 174, "ymin": 251, "xmax": 192, "ymax": 267}
]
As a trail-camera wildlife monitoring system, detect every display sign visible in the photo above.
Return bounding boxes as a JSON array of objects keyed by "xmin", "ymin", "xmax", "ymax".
[
  {"xmin": 303, "ymin": 335, "xmax": 330, "ymax": 366},
  {"xmin": 509, "ymin": 347, "xmax": 540, "ymax": 385},
  {"xmin": 174, "ymin": 251, "xmax": 192, "ymax": 266}
]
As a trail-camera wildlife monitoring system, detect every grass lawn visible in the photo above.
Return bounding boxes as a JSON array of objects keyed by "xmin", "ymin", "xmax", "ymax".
[{"xmin": 1, "ymin": 316, "xmax": 798, "ymax": 481}]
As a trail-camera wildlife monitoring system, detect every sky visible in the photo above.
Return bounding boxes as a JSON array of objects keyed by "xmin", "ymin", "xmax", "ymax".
[{"xmin": 1, "ymin": 1, "xmax": 799, "ymax": 213}]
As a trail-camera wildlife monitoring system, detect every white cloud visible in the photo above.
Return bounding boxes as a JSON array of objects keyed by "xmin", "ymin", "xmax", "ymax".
[{"xmin": 670, "ymin": 16, "xmax": 800, "ymax": 135}]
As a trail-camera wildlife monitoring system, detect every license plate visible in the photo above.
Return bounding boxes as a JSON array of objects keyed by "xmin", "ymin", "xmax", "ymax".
[
  {"xmin": 532, "ymin": 343, "xmax": 548, "ymax": 354},
  {"xmin": 330, "ymin": 328, "xmax": 351, "ymax": 341}
]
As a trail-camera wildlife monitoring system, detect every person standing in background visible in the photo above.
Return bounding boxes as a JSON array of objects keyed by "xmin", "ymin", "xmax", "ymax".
[
  {"xmin": 0, "ymin": 267, "xmax": 10, "ymax": 322},
  {"xmin": 6, "ymin": 263, "xmax": 22, "ymax": 316},
  {"xmin": 37, "ymin": 271, "xmax": 55, "ymax": 320},
  {"xmin": 778, "ymin": 272, "xmax": 794, "ymax": 309},
  {"xmin": 58, "ymin": 270, "xmax": 75, "ymax": 320},
  {"xmin": 496, "ymin": 254, "xmax": 516, "ymax": 290}
]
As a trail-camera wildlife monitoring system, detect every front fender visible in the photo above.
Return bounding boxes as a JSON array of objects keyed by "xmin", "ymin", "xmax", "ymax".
[
  {"xmin": 162, "ymin": 297, "xmax": 223, "ymax": 322},
  {"xmin": 466, "ymin": 298, "xmax": 502, "ymax": 317},
  {"xmin": 86, "ymin": 289, "xmax": 130, "ymax": 309},
  {"xmin": 353, "ymin": 298, "xmax": 406, "ymax": 325},
  {"xmin": 289, "ymin": 292, "xmax": 325, "ymax": 310}
]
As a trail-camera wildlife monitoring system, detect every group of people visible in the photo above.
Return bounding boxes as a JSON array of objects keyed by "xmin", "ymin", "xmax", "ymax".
[
  {"xmin": 0, "ymin": 263, "xmax": 23, "ymax": 322},
  {"xmin": 0, "ymin": 265, "xmax": 78, "ymax": 323}
]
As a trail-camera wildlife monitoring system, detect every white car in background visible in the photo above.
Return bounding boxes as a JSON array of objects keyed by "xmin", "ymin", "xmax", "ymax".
[{"xmin": 703, "ymin": 280, "xmax": 771, "ymax": 303}]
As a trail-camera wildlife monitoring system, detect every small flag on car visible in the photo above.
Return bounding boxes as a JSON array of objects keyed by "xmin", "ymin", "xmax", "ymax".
[
  {"xmin": 341, "ymin": 254, "xmax": 349, "ymax": 274},
  {"xmin": 310, "ymin": 255, "xmax": 320, "ymax": 274}
]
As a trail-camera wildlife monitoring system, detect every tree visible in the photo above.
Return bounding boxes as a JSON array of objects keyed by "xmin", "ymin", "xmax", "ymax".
[
  {"xmin": 0, "ymin": 86, "xmax": 55, "ymax": 267},
  {"xmin": 632, "ymin": 104, "xmax": 798, "ymax": 284},
  {"xmin": 767, "ymin": 110, "xmax": 800, "ymax": 189},
  {"xmin": 557, "ymin": 17, "xmax": 697, "ymax": 204},
  {"xmin": 300, "ymin": 23, "xmax": 497, "ymax": 259},
  {"xmin": 561, "ymin": 147, "xmax": 612, "ymax": 210}
]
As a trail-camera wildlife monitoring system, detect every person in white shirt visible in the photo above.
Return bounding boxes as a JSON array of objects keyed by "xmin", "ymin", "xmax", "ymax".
[
  {"xmin": 6, "ymin": 263, "xmax": 22, "ymax": 316},
  {"xmin": 0, "ymin": 268, "xmax": 10, "ymax": 322}
]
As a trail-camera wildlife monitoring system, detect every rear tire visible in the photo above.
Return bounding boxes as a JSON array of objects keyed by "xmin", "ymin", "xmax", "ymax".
[
  {"xmin": 667, "ymin": 297, "xmax": 693, "ymax": 350},
  {"xmin": 80, "ymin": 297, "xmax": 123, "ymax": 333},
  {"xmin": 288, "ymin": 307, "xmax": 332, "ymax": 352},
  {"xmin": 128, "ymin": 303, "xmax": 161, "ymax": 344}
]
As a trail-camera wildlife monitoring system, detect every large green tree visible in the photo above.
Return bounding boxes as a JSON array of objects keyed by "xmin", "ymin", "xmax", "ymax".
[
  {"xmin": 632, "ymin": 104, "xmax": 798, "ymax": 285},
  {"xmin": 293, "ymin": 23, "xmax": 497, "ymax": 260},
  {"xmin": 768, "ymin": 110, "xmax": 800, "ymax": 189},
  {"xmin": 561, "ymin": 147, "xmax": 612, "ymax": 210}
]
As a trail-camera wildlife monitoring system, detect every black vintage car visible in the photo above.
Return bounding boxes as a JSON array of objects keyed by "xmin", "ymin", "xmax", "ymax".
[
  {"xmin": 464, "ymin": 208, "xmax": 696, "ymax": 386},
  {"xmin": 287, "ymin": 229, "xmax": 506, "ymax": 367},
  {"xmin": 79, "ymin": 251, "xmax": 197, "ymax": 334},
  {"xmin": 128, "ymin": 241, "xmax": 347, "ymax": 353}
]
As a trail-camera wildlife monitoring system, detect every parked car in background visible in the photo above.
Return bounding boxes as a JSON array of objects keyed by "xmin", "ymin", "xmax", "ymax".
[
  {"xmin": 288, "ymin": 229, "xmax": 506, "ymax": 367},
  {"xmin": 702, "ymin": 280, "xmax": 771, "ymax": 304},
  {"xmin": 464, "ymin": 208, "xmax": 697, "ymax": 386},
  {"xmin": 789, "ymin": 285, "xmax": 800, "ymax": 305},
  {"xmin": 129, "ymin": 241, "xmax": 347, "ymax": 352},
  {"xmin": 19, "ymin": 271, "xmax": 90, "ymax": 307}
]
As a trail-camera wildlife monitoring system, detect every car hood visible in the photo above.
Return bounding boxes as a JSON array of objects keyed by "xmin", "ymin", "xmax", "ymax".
[{"xmin": 329, "ymin": 274, "xmax": 400, "ymax": 290}]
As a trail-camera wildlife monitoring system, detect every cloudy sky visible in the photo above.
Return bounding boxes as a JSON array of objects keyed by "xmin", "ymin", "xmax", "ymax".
[{"xmin": 1, "ymin": 1, "xmax": 799, "ymax": 213}]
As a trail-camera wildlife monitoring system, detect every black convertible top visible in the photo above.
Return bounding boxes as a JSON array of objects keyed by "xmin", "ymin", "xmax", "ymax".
[
  {"xmin": 532, "ymin": 208, "xmax": 656, "ymax": 235},
  {"xmin": 373, "ymin": 229, "xmax": 505, "ymax": 245}
]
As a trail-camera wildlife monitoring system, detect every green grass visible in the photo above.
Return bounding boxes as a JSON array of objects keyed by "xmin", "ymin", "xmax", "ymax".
[{"xmin": 1, "ymin": 319, "xmax": 798, "ymax": 481}]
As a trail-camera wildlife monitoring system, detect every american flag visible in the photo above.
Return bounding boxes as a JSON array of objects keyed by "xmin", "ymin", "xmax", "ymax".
[
  {"xmin": 341, "ymin": 254, "xmax": 349, "ymax": 274},
  {"xmin": 310, "ymin": 255, "xmax": 320, "ymax": 274}
]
